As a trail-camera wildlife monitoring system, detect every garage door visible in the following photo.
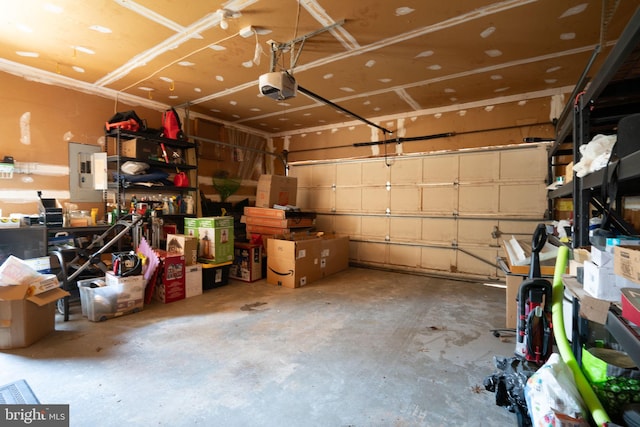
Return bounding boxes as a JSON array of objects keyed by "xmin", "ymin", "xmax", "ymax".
[{"xmin": 288, "ymin": 143, "xmax": 549, "ymax": 280}]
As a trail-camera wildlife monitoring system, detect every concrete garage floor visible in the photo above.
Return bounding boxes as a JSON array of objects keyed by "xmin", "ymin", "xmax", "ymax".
[{"xmin": 1, "ymin": 267, "xmax": 518, "ymax": 426}]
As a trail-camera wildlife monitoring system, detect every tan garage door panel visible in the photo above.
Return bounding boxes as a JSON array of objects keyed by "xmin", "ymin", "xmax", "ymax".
[
  {"xmin": 306, "ymin": 187, "xmax": 333, "ymax": 210},
  {"xmin": 459, "ymin": 152, "xmax": 499, "ymax": 182},
  {"xmin": 357, "ymin": 241, "xmax": 387, "ymax": 263},
  {"xmin": 422, "ymin": 186, "xmax": 457, "ymax": 214},
  {"xmin": 362, "ymin": 162, "xmax": 389, "ymax": 185},
  {"xmin": 290, "ymin": 165, "xmax": 311, "ymax": 186},
  {"xmin": 362, "ymin": 187, "xmax": 389, "ymax": 212},
  {"xmin": 361, "ymin": 216, "xmax": 389, "ymax": 238},
  {"xmin": 389, "ymin": 245, "xmax": 421, "ymax": 267},
  {"xmin": 391, "ymin": 158, "xmax": 423, "ymax": 184},
  {"xmin": 500, "ymin": 146, "xmax": 547, "ymax": 180},
  {"xmin": 311, "ymin": 164, "xmax": 336, "ymax": 186},
  {"xmin": 423, "ymin": 155, "xmax": 458, "ymax": 183},
  {"xmin": 458, "ymin": 185, "xmax": 499, "ymax": 214},
  {"xmin": 457, "ymin": 220, "xmax": 496, "ymax": 244},
  {"xmin": 421, "ymin": 218, "xmax": 457, "ymax": 244},
  {"xmin": 296, "ymin": 188, "xmax": 310, "ymax": 209},
  {"xmin": 390, "ymin": 217, "xmax": 422, "ymax": 240},
  {"xmin": 456, "ymin": 247, "xmax": 499, "ymax": 276},
  {"xmin": 499, "ymin": 183, "xmax": 547, "ymax": 215},
  {"xmin": 334, "ymin": 215, "xmax": 362, "ymax": 237},
  {"xmin": 390, "ymin": 187, "xmax": 421, "ymax": 212},
  {"xmin": 420, "ymin": 247, "xmax": 455, "ymax": 272},
  {"xmin": 337, "ymin": 162, "xmax": 362, "ymax": 186},
  {"xmin": 336, "ymin": 187, "xmax": 362, "ymax": 211}
]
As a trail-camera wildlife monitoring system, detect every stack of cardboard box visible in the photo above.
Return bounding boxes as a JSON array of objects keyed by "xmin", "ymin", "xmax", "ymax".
[{"xmin": 242, "ymin": 206, "xmax": 316, "ymax": 235}]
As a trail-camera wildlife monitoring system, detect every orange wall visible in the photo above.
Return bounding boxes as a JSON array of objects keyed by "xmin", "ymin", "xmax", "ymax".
[{"xmin": 0, "ymin": 72, "xmax": 163, "ymax": 219}]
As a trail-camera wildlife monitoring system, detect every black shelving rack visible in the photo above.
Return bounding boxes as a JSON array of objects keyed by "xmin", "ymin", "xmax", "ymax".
[
  {"xmin": 105, "ymin": 128, "xmax": 199, "ymax": 222},
  {"xmin": 549, "ymin": 6, "xmax": 640, "ymax": 248}
]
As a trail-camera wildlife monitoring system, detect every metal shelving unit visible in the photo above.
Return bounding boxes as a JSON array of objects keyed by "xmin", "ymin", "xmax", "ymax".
[{"xmin": 549, "ymin": 6, "xmax": 640, "ymax": 248}]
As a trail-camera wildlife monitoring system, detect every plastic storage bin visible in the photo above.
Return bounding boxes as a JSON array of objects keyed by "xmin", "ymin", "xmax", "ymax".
[{"xmin": 78, "ymin": 274, "xmax": 145, "ymax": 321}]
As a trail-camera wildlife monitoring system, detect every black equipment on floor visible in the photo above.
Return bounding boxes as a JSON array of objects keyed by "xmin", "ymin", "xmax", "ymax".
[{"xmin": 514, "ymin": 223, "xmax": 554, "ymax": 365}]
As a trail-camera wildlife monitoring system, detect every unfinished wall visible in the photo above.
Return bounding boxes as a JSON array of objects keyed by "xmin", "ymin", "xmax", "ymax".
[
  {"xmin": 271, "ymin": 97, "xmax": 556, "ymax": 163},
  {"xmin": 0, "ymin": 71, "xmax": 163, "ymax": 219}
]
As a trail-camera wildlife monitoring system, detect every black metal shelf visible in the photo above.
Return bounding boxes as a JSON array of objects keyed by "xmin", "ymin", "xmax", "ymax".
[
  {"xmin": 106, "ymin": 129, "xmax": 197, "ymax": 149},
  {"xmin": 549, "ymin": 148, "xmax": 640, "ymax": 199},
  {"xmin": 107, "ymin": 183, "xmax": 197, "ymax": 192},
  {"xmin": 107, "ymin": 155, "xmax": 197, "ymax": 170},
  {"xmin": 606, "ymin": 305, "xmax": 640, "ymax": 368}
]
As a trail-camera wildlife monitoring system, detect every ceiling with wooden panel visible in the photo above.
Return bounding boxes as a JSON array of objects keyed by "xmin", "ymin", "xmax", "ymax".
[{"xmin": 0, "ymin": 1, "xmax": 637, "ymax": 136}]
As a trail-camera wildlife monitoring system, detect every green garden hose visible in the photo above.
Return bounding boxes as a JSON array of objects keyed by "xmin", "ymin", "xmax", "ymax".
[{"xmin": 552, "ymin": 246, "xmax": 611, "ymax": 426}]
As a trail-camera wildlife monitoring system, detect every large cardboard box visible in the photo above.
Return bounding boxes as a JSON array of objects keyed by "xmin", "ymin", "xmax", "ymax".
[
  {"xmin": 0, "ymin": 284, "xmax": 69, "ymax": 349},
  {"xmin": 256, "ymin": 175, "xmax": 297, "ymax": 208},
  {"xmin": 320, "ymin": 235, "xmax": 350, "ymax": 277},
  {"xmin": 267, "ymin": 235, "xmax": 349, "ymax": 288},
  {"xmin": 614, "ymin": 245, "xmax": 640, "ymax": 284},
  {"xmin": 196, "ymin": 217, "xmax": 234, "ymax": 264},
  {"xmin": 267, "ymin": 237, "xmax": 322, "ymax": 288},
  {"xmin": 166, "ymin": 233, "xmax": 198, "ymax": 266},
  {"xmin": 230, "ymin": 242, "xmax": 262, "ymax": 282},
  {"xmin": 106, "ymin": 138, "xmax": 158, "ymax": 160}
]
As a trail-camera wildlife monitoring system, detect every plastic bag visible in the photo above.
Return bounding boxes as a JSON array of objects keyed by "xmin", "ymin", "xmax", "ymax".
[
  {"xmin": 484, "ymin": 355, "xmax": 538, "ymax": 426},
  {"xmin": 524, "ymin": 353, "xmax": 589, "ymax": 426},
  {"xmin": 572, "ymin": 134, "xmax": 616, "ymax": 178}
]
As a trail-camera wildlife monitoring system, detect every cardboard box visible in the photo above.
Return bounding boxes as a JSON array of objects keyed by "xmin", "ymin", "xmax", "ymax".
[
  {"xmin": 583, "ymin": 260, "xmax": 620, "ymax": 301},
  {"xmin": 230, "ymin": 242, "xmax": 262, "ymax": 282},
  {"xmin": 107, "ymin": 138, "xmax": 158, "ymax": 160},
  {"xmin": 0, "ymin": 284, "xmax": 69, "ymax": 349},
  {"xmin": 79, "ymin": 274, "xmax": 145, "ymax": 321},
  {"xmin": 256, "ymin": 174, "xmax": 297, "ymax": 208},
  {"xmin": 202, "ymin": 263, "xmax": 231, "ymax": 290},
  {"xmin": 196, "ymin": 217, "xmax": 234, "ymax": 264},
  {"xmin": 185, "ymin": 264, "xmax": 202, "ymax": 298},
  {"xmin": 166, "ymin": 234, "xmax": 198, "ymax": 266},
  {"xmin": 155, "ymin": 254, "xmax": 185, "ymax": 303},
  {"xmin": 266, "ymin": 235, "xmax": 349, "ymax": 288},
  {"xmin": 590, "ymin": 246, "xmax": 613, "ymax": 267},
  {"xmin": 27, "ymin": 274, "xmax": 60, "ymax": 296},
  {"xmin": 614, "ymin": 245, "xmax": 640, "ymax": 284},
  {"xmin": 242, "ymin": 215, "xmax": 315, "ymax": 229},
  {"xmin": 267, "ymin": 237, "xmax": 321, "ymax": 288},
  {"xmin": 320, "ymin": 235, "xmax": 350, "ymax": 277},
  {"xmin": 184, "ymin": 217, "xmax": 198, "ymax": 238},
  {"xmin": 505, "ymin": 275, "xmax": 522, "ymax": 329}
]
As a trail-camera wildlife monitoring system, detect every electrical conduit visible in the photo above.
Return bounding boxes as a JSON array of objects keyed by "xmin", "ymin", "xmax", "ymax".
[{"xmin": 552, "ymin": 246, "xmax": 610, "ymax": 426}]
